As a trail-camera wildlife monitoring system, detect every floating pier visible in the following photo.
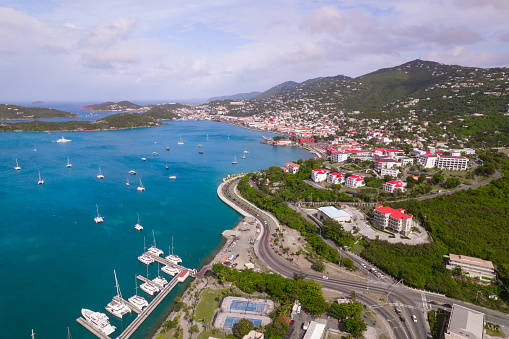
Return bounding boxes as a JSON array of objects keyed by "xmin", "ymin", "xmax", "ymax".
[
  {"xmin": 143, "ymin": 252, "xmax": 196, "ymax": 276},
  {"xmin": 136, "ymin": 275, "xmax": 164, "ymax": 290},
  {"xmin": 113, "ymin": 295, "xmax": 142, "ymax": 314},
  {"xmin": 76, "ymin": 317, "xmax": 111, "ymax": 339}
]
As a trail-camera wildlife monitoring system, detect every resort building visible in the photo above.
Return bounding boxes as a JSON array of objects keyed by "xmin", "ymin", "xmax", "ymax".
[
  {"xmin": 331, "ymin": 151, "xmax": 348, "ymax": 162},
  {"xmin": 311, "ymin": 169, "xmax": 327, "ymax": 182},
  {"xmin": 400, "ymin": 157, "xmax": 414, "ymax": 166},
  {"xmin": 327, "ymin": 172, "xmax": 345, "ymax": 185},
  {"xmin": 373, "ymin": 206, "xmax": 413, "ymax": 236},
  {"xmin": 444, "ymin": 304, "xmax": 485, "ymax": 339},
  {"xmin": 374, "ymin": 157, "xmax": 401, "ymax": 172},
  {"xmin": 437, "ymin": 155, "xmax": 469, "ymax": 171},
  {"xmin": 445, "ymin": 254, "xmax": 496, "ymax": 281},
  {"xmin": 381, "ymin": 168, "xmax": 400, "ymax": 178},
  {"xmin": 418, "ymin": 154, "xmax": 438, "ymax": 168},
  {"xmin": 383, "ymin": 180, "xmax": 405, "ymax": 193},
  {"xmin": 285, "ymin": 162, "xmax": 300, "ymax": 174},
  {"xmin": 316, "ymin": 206, "xmax": 351, "ymax": 223},
  {"xmin": 345, "ymin": 175, "xmax": 365, "ymax": 188}
]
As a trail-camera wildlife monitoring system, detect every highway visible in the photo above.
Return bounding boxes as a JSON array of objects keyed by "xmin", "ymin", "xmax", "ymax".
[{"xmin": 219, "ymin": 176, "xmax": 509, "ymax": 338}]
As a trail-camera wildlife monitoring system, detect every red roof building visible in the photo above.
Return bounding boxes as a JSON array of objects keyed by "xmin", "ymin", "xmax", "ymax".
[
  {"xmin": 383, "ymin": 180, "xmax": 405, "ymax": 193},
  {"xmin": 311, "ymin": 169, "xmax": 327, "ymax": 182},
  {"xmin": 373, "ymin": 206, "xmax": 413, "ymax": 236}
]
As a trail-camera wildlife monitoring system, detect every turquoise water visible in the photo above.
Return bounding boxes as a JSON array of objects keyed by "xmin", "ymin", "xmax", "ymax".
[{"xmin": 0, "ymin": 116, "xmax": 313, "ymax": 338}]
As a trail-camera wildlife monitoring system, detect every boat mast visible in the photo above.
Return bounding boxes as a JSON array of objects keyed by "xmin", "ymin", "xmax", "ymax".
[
  {"xmin": 152, "ymin": 230, "xmax": 157, "ymax": 248},
  {"xmin": 113, "ymin": 270, "xmax": 123, "ymax": 302},
  {"xmin": 31, "ymin": 329, "xmax": 35, "ymax": 339}
]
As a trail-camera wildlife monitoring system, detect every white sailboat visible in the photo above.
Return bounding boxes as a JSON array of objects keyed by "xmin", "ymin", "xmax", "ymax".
[
  {"xmin": 97, "ymin": 166, "xmax": 104, "ymax": 179},
  {"xmin": 14, "ymin": 159, "xmax": 21, "ymax": 170},
  {"xmin": 232, "ymin": 156, "xmax": 237, "ymax": 164},
  {"xmin": 134, "ymin": 212, "xmax": 143, "ymax": 231},
  {"xmin": 66, "ymin": 157, "xmax": 72, "ymax": 168},
  {"xmin": 166, "ymin": 161, "xmax": 169, "ymax": 170},
  {"xmin": 81, "ymin": 309, "xmax": 116, "ymax": 336},
  {"xmin": 244, "ymin": 145, "xmax": 249, "ymax": 154},
  {"xmin": 166, "ymin": 144, "xmax": 169, "ymax": 151},
  {"xmin": 140, "ymin": 265, "xmax": 160, "ymax": 295},
  {"xmin": 161, "ymin": 265, "xmax": 180, "ymax": 276},
  {"xmin": 137, "ymin": 178, "xmax": 145, "ymax": 191},
  {"xmin": 178, "ymin": 135, "xmax": 184, "ymax": 145},
  {"xmin": 242, "ymin": 154, "xmax": 246, "ymax": 159},
  {"xmin": 37, "ymin": 171, "xmax": 44, "ymax": 185},
  {"xmin": 129, "ymin": 170, "xmax": 136, "ymax": 175},
  {"xmin": 126, "ymin": 178, "xmax": 130, "ymax": 186},
  {"xmin": 165, "ymin": 236, "xmax": 182, "ymax": 264},
  {"xmin": 138, "ymin": 237, "xmax": 155, "ymax": 264},
  {"xmin": 32, "ymin": 329, "xmax": 35, "ymax": 339},
  {"xmin": 67, "ymin": 327, "xmax": 72, "ymax": 339},
  {"xmin": 128, "ymin": 275, "xmax": 148, "ymax": 311},
  {"xmin": 152, "ymin": 264, "xmax": 168, "ymax": 287},
  {"xmin": 206, "ymin": 134, "xmax": 209, "ymax": 141},
  {"xmin": 94, "ymin": 204, "xmax": 103, "ymax": 223},
  {"xmin": 33, "ymin": 144, "xmax": 37, "ymax": 152},
  {"xmin": 147, "ymin": 230, "xmax": 164, "ymax": 256},
  {"xmin": 105, "ymin": 270, "xmax": 132, "ymax": 318}
]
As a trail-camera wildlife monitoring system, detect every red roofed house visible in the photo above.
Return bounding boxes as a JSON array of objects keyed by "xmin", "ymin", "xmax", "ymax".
[
  {"xmin": 374, "ymin": 206, "xmax": 413, "ymax": 235},
  {"xmin": 345, "ymin": 175, "xmax": 365, "ymax": 188},
  {"xmin": 285, "ymin": 162, "xmax": 300, "ymax": 174},
  {"xmin": 374, "ymin": 157, "xmax": 401, "ymax": 172},
  {"xmin": 178, "ymin": 269, "xmax": 190, "ymax": 283},
  {"xmin": 280, "ymin": 166, "xmax": 289, "ymax": 172},
  {"xmin": 327, "ymin": 172, "xmax": 345, "ymax": 185},
  {"xmin": 383, "ymin": 180, "xmax": 405, "ymax": 193},
  {"xmin": 311, "ymin": 169, "xmax": 327, "ymax": 183}
]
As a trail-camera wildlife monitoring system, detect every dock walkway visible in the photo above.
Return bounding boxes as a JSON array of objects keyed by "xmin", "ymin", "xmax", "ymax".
[{"xmin": 76, "ymin": 317, "xmax": 111, "ymax": 339}]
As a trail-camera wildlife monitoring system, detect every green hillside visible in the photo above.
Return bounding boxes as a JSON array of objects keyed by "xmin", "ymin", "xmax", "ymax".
[
  {"xmin": 0, "ymin": 104, "xmax": 77, "ymax": 120},
  {"xmin": 143, "ymin": 106, "xmax": 179, "ymax": 120},
  {"xmin": 82, "ymin": 101, "xmax": 142, "ymax": 110}
]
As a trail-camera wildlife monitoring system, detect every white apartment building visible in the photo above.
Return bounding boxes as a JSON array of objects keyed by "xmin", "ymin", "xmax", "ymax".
[
  {"xmin": 437, "ymin": 156, "xmax": 469, "ymax": 171},
  {"xmin": 373, "ymin": 206, "xmax": 413, "ymax": 236},
  {"xmin": 445, "ymin": 254, "xmax": 496, "ymax": 281},
  {"xmin": 383, "ymin": 180, "xmax": 405, "ymax": 193},
  {"xmin": 381, "ymin": 168, "xmax": 400, "ymax": 178},
  {"xmin": 400, "ymin": 157, "xmax": 414, "ymax": 166},
  {"xmin": 285, "ymin": 162, "xmax": 300, "ymax": 174},
  {"xmin": 345, "ymin": 175, "xmax": 365, "ymax": 188},
  {"xmin": 418, "ymin": 154, "xmax": 438, "ymax": 168},
  {"xmin": 331, "ymin": 152, "xmax": 348, "ymax": 162},
  {"xmin": 311, "ymin": 169, "xmax": 327, "ymax": 182},
  {"xmin": 374, "ymin": 157, "xmax": 401, "ymax": 172},
  {"xmin": 327, "ymin": 172, "xmax": 345, "ymax": 185}
]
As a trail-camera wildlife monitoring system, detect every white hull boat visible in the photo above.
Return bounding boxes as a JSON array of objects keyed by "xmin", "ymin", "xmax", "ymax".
[
  {"xmin": 161, "ymin": 265, "xmax": 180, "ymax": 276},
  {"xmin": 94, "ymin": 204, "xmax": 103, "ymax": 223},
  {"xmin": 138, "ymin": 254, "xmax": 154, "ymax": 265},
  {"xmin": 97, "ymin": 166, "xmax": 104, "ymax": 179},
  {"xmin": 105, "ymin": 270, "xmax": 131, "ymax": 318},
  {"xmin": 14, "ymin": 159, "xmax": 21, "ymax": 170},
  {"xmin": 57, "ymin": 137, "xmax": 72, "ymax": 143},
  {"xmin": 140, "ymin": 282, "xmax": 159, "ymax": 295},
  {"xmin": 81, "ymin": 309, "xmax": 116, "ymax": 336}
]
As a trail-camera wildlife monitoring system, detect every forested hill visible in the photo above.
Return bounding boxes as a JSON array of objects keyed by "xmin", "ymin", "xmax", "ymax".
[
  {"xmin": 143, "ymin": 106, "xmax": 179, "ymax": 120},
  {"xmin": 82, "ymin": 101, "xmax": 142, "ymax": 110},
  {"xmin": 0, "ymin": 104, "xmax": 77, "ymax": 120},
  {"xmin": 0, "ymin": 113, "xmax": 165, "ymax": 132}
]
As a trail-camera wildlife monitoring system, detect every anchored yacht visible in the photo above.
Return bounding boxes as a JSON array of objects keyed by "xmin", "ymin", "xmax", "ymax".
[
  {"xmin": 56, "ymin": 137, "xmax": 72, "ymax": 143},
  {"xmin": 37, "ymin": 171, "xmax": 44, "ymax": 185},
  {"xmin": 147, "ymin": 230, "xmax": 163, "ymax": 256},
  {"xmin": 140, "ymin": 281, "xmax": 159, "ymax": 295},
  {"xmin": 134, "ymin": 212, "xmax": 143, "ymax": 231},
  {"xmin": 81, "ymin": 309, "xmax": 116, "ymax": 336},
  {"xmin": 165, "ymin": 236, "xmax": 182, "ymax": 263},
  {"xmin": 94, "ymin": 204, "xmax": 103, "ymax": 223},
  {"xmin": 128, "ymin": 276, "xmax": 148, "ymax": 311},
  {"xmin": 105, "ymin": 270, "xmax": 131, "ymax": 318},
  {"xmin": 137, "ymin": 179, "xmax": 145, "ymax": 191},
  {"xmin": 97, "ymin": 166, "xmax": 104, "ymax": 179},
  {"xmin": 14, "ymin": 159, "xmax": 21, "ymax": 170},
  {"xmin": 138, "ymin": 254, "xmax": 154, "ymax": 265}
]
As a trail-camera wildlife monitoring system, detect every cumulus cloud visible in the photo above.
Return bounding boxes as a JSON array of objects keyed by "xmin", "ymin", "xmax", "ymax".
[
  {"xmin": 81, "ymin": 49, "xmax": 141, "ymax": 69},
  {"xmin": 80, "ymin": 18, "xmax": 137, "ymax": 48}
]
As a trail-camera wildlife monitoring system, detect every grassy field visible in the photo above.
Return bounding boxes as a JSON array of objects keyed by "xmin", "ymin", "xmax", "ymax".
[
  {"xmin": 197, "ymin": 330, "xmax": 229, "ymax": 339},
  {"xmin": 195, "ymin": 288, "xmax": 226, "ymax": 323}
]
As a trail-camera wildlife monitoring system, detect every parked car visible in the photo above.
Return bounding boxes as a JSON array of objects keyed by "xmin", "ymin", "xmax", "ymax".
[{"xmin": 412, "ymin": 315, "xmax": 417, "ymax": 322}]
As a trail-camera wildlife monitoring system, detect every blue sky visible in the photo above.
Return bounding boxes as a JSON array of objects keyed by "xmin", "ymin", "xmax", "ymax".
[{"xmin": 1, "ymin": 0, "xmax": 508, "ymax": 102}]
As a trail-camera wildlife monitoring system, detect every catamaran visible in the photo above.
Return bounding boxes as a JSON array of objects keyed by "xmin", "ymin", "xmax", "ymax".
[
  {"xmin": 129, "ymin": 170, "xmax": 136, "ymax": 175},
  {"xmin": 14, "ymin": 159, "xmax": 21, "ymax": 170},
  {"xmin": 126, "ymin": 178, "xmax": 130, "ymax": 186},
  {"xmin": 94, "ymin": 204, "xmax": 103, "ymax": 223},
  {"xmin": 134, "ymin": 212, "xmax": 143, "ymax": 231},
  {"xmin": 147, "ymin": 230, "xmax": 164, "ymax": 256},
  {"xmin": 140, "ymin": 265, "xmax": 159, "ymax": 295},
  {"xmin": 105, "ymin": 270, "xmax": 132, "ymax": 318},
  {"xmin": 244, "ymin": 146, "xmax": 249, "ymax": 154},
  {"xmin": 232, "ymin": 156, "xmax": 237, "ymax": 164},
  {"xmin": 128, "ymin": 275, "xmax": 148, "ymax": 311},
  {"xmin": 161, "ymin": 265, "xmax": 180, "ymax": 276},
  {"xmin": 168, "ymin": 175, "xmax": 176, "ymax": 179},
  {"xmin": 66, "ymin": 157, "xmax": 72, "ymax": 168},
  {"xmin": 97, "ymin": 166, "xmax": 104, "ymax": 179},
  {"xmin": 178, "ymin": 135, "xmax": 184, "ymax": 145},
  {"xmin": 152, "ymin": 264, "xmax": 168, "ymax": 287},
  {"xmin": 137, "ymin": 178, "xmax": 145, "ymax": 191},
  {"xmin": 165, "ymin": 236, "xmax": 182, "ymax": 264},
  {"xmin": 37, "ymin": 171, "xmax": 44, "ymax": 185},
  {"xmin": 81, "ymin": 309, "xmax": 116, "ymax": 336},
  {"xmin": 138, "ymin": 237, "xmax": 155, "ymax": 264}
]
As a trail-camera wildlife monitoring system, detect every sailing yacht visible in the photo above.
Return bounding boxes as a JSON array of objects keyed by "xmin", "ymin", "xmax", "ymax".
[
  {"xmin": 166, "ymin": 144, "xmax": 169, "ymax": 151},
  {"xmin": 198, "ymin": 145, "xmax": 203, "ymax": 154},
  {"xmin": 81, "ymin": 309, "xmax": 116, "ymax": 336},
  {"xmin": 126, "ymin": 178, "xmax": 130, "ymax": 186},
  {"xmin": 14, "ymin": 159, "xmax": 21, "ymax": 170},
  {"xmin": 232, "ymin": 156, "xmax": 237, "ymax": 164},
  {"xmin": 147, "ymin": 230, "xmax": 164, "ymax": 256},
  {"xmin": 177, "ymin": 135, "xmax": 184, "ymax": 145},
  {"xmin": 94, "ymin": 204, "xmax": 104, "ymax": 223},
  {"xmin": 97, "ymin": 166, "xmax": 104, "ymax": 179},
  {"xmin": 244, "ymin": 146, "xmax": 249, "ymax": 154},
  {"xmin": 165, "ymin": 236, "xmax": 182, "ymax": 263},
  {"xmin": 140, "ymin": 266, "xmax": 160, "ymax": 295},
  {"xmin": 33, "ymin": 144, "xmax": 37, "ymax": 152},
  {"xmin": 37, "ymin": 171, "xmax": 44, "ymax": 185},
  {"xmin": 66, "ymin": 157, "xmax": 72, "ymax": 168},
  {"xmin": 242, "ymin": 154, "xmax": 246, "ymax": 159},
  {"xmin": 206, "ymin": 134, "xmax": 209, "ymax": 141},
  {"xmin": 137, "ymin": 178, "xmax": 145, "ymax": 191},
  {"xmin": 152, "ymin": 264, "xmax": 168, "ymax": 287},
  {"xmin": 166, "ymin": 161, "xmax": 169, "ymax": 170},
  {"xmin": 128, "ymin": 275, "xmax": 148, "ymax": 311},
  {"xmin": 134, "ymin": 212, "xmax": 143, "ymax": 231},
  {"xmin": 138, "ymin": 254, "xmax": 154, "ymax": 265},
  {"xmin": 162, "ymin": 265, "xmax": 180, "ymax": 276},
  {"xmin": 105, "ymin": 270, "xmax": 132, "ymax": 318}
]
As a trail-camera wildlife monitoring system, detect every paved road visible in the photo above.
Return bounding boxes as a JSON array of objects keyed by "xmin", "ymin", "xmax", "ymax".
[{"xmin": 219, "ymin": 176, "xmax": 509, "ymax": 339}]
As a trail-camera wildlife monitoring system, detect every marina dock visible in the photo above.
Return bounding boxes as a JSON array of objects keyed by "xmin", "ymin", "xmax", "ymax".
[
  {"xmin": 113, "ymin": 295, "xmax": 142, "ymax": 314},
  {"xmin": 76, "ymin": 317, "xmax": 111, "ymax": 339},
  {"xmin": 143, "ymin": 252, "xmax": 196, "ymax": 277},
  {"xmin": 136, "ymin": 275, "xmax": 164, "ymax": 290},
  {"xmin": 118, "ymin": 275, "xmax": 180, "ymax": 339}
]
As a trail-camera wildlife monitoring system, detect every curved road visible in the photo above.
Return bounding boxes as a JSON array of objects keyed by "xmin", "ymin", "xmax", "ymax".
[{"xmin": 219, "ymin": 176, "xmax": 509, "ymax": 339}]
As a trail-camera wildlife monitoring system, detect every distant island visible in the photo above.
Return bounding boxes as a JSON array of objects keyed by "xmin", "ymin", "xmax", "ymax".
[
  {"xmin": 0, "ymin": 112, "xmax": 166, "ymax": 132},
  {"xmin": 82, "ymin": 100, "xmax": 142, "ymax": 111},
  {"xmin": 0, "ymin": 104, "xmax": 77, "ymax": 120},
  {"xmin": 31, "ymin": 101, "xmax": 45, "ymax": 105}
]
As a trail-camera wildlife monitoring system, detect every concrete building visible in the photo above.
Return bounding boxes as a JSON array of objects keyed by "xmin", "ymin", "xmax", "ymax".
[
  {"xmin": 311, "ymin": 169, "xmax": 327, "ymax": 182},
  {"xmin": 373, "ymin": 206, "xmax": 413, "ymax": 236},
  {"xmin": 303, "ymin": 321, "xmax": 326, "ymax": 339},
  {"xmin": 285, "ymin": 162, "xmax": 300, "ymax": 174},
  {"xmin": 418, "ymin": 154, "xmax": 438, "ymax": 168},
  {"xmin": 327, "ymin": 172, "xmax": 345, "ymax": 185},
  {"xmin": 445, "ymin": 254, "xmax": 496, "ymax": 281},
  {"xmin": 437, "ymin": 155, "xmax": 469, "ymax": 171},
  {"xmin": 331, "ymin": 151, "xmax": 348, "ymax": 162},
  {"xmin": 444, "ymin": 304, "xmax": 485, "ymax": 339},
  {"xmin": 400, "ymin": 157, "xmax": 414, "ymax": 166},
  {"xmin": 345, "ymin": 174, "xmax": 365, "ymax": 188},
  {"xmin": 242, "ymin": 331, "xmax": 264, "ymax": 339},
  {"xmin": 381, "ymin": 168, "xmax": 400, "ymax": 178},
  {"xmin": 317, "ymin": 206, "xmax": 351, "ymax": 223},
  {"xmin": 383, "ymin": 180, "xmax": 405, "ymax": 193},
  {"xmin": 374, "ymin": 157, "xmax": 401, "ymax": 172}
]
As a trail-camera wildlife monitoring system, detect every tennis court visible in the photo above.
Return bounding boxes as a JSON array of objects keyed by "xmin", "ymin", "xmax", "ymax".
[
  {"xmin": 230, "ymin": 300, "xmax": 266, "ymax": 313},
  {"xmin": 223, "ymin": 316, "xmax": 262, "ymax": 329}
]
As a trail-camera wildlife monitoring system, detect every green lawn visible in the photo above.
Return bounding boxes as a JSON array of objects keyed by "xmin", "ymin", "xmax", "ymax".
[
  {"xmin": 197, "ymin": 330, "xmax": 228, "ymax": 339},
  {"xmin": 195, "ymin": 288, "xmax": 226, "ymax": 323}
]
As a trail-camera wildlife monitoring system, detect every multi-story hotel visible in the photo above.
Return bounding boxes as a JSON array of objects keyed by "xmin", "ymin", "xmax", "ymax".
[
  {"xmin": 437, "ymin": 155, "xmax": 469, "ymax": 171},
  {"xmin": 373, "ymin": 206, "xmax": 413, "ymax": 236},
  {"xmin": 445, "ymin": 254, "xmax": 496, "ymax": 281}
]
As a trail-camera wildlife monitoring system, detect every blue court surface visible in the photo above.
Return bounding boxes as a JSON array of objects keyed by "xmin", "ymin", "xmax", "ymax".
[
  {"xmin": 224, "ymin": 316, "xmax": 262, "ymax": 329},
  {"xmin": 230, "ymin": 300, "xmax": 266, "ymax": 313}
]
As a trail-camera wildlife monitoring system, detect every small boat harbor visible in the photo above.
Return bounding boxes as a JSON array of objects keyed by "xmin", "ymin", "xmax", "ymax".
[{"xmin": 77, "ymin": 242, "xmax": 197, "ymax": 339}]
